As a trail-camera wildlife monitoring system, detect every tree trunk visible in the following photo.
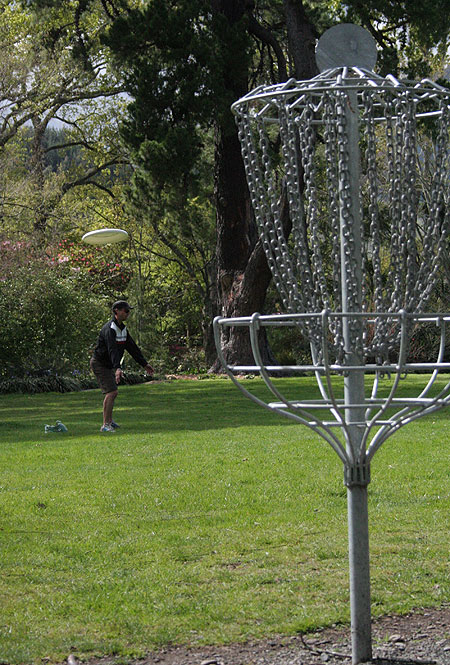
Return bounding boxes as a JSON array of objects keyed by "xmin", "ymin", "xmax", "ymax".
[
  {"xmin": 283, "ymin": 0, "xmax": 319, "ymax": 79},
  {"xmin": 203, "ymin": 256, "xmax": 219, "ymax": 367},
  {"xmin": 211, "ymin": 0, "xmax": 275, "ymax": 371},
  {"xmin": 211, "ymin": 0, "xmax": 317, "ymax": 371}
]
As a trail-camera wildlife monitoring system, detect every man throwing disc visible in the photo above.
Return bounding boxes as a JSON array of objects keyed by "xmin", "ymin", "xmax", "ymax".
[{"xmin": 90, "ymin": 300, "xmax": 153, "ymax": 432}]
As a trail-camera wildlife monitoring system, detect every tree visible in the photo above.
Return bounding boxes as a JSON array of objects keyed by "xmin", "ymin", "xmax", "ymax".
[
  {"xmin": 105, "ymin": 0, "xmax": 449, "ymax": 369},
  {"xmin": 125, "ymin": 172, "xmax": 217, "ymax": 362},
  {"xmin": 25, "ymin": 0, "xmax": 450, "ymax": 370},
  {"xmin": 0, "ymin": 1, "xmax": 128, "ymax": 238},
  {"xmin": 330, "ymin": 0, "xmax": 450, "ymax": 76},
  {"xmin": 213, "ymin": 0, "xmax": 321, "ymax": 368},
  {"xmin": 103, "ymin": 0, "xmax": 320, "ymax": 368}
]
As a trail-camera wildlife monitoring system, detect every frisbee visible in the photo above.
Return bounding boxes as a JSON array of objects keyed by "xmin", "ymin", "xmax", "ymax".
[{"xmin": 82, "ymin": 228, "xmax": 129, "ymax": 245}]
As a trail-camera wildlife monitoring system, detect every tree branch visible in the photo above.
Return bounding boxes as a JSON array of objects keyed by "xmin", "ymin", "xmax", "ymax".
[
  {"xmin": 44, "ymin": 140, "xmax": 95, "ymax": 153},
  {"xmin": 247, "ymin": 14, "xmax": 288, "ymax": 82},
  {"xmin": 61, "ymin": 158, "xmax": 128, "ymax": 196}
]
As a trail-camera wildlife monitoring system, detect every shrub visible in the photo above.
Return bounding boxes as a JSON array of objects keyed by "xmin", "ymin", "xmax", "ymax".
[
  {"xmin": 0, "ymin": 371, "xmax": 152, "ymax": 395},
  {"xmin": 0, "ymin": 249, "xmax": 106, "ymax": 379}
]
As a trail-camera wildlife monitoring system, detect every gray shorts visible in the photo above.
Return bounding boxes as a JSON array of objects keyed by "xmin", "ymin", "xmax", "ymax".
[{"xmin": 90, "ymin": 357, "xmax": 117, "ymax": 394}]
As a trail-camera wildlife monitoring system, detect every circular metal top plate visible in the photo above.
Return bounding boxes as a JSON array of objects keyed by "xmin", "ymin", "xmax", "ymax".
[{"xmin": 316, "ymin": 24, "xmax": 377, "ymax": 72}]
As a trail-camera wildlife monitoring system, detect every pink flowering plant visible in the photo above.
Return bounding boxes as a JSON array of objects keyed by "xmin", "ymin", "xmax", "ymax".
[{"xmin": 50, "ymin": 238, "xmax": 132, "ymax": 292}]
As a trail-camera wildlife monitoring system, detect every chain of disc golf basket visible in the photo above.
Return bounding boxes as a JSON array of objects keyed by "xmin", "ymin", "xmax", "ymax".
[
  {"xmin": 415, "ymin": 99, "xmax": 449, "ymax": 312},
  {"xmin": 362, "ymin": 91, "xmax": 450, "ymax": 359},
  {"xmin": 334, "ymin": 90, "xmax": 365, "ymax": 358},
  {"xmin": 257, "ymin": 112, "xmax": 302, "ymax": 312},
  {"xmin": 323, "ymin": 92, "xmax": 345, "ymax": 361},
  {"xmin": 236, "ymin": 112, "xmax": 297, "ymax": 314},
  {"xmin": 278, "ymin": 103, "xmax": 327, "ymax": 358},
  {"xmin": 237, "ymin": 108, "xmax": 326, "ymax": 358},
  {"xmin": 362, "ymin": 89, "xmax": 387, "ymax": 361},
  {"xmin": 279, "ymin": 104, "xmax": 316, "ymax": 311},
  {"xmin": 235, "ymin": 78, "xmax": 449, "ymax": 366}
]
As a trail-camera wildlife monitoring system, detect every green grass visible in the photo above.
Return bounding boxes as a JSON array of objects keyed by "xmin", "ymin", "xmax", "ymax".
[{"xmin": 0, "ymin": 376, "xmax": 449, "ymax": 664}]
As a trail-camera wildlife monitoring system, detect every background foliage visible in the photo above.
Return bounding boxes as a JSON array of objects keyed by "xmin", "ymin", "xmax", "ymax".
[{"xmin": 0, "ymin": 0, "xmax": 448, "ymax": 391}]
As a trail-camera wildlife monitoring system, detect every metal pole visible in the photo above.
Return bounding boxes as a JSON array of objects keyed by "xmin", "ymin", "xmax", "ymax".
[
  {"xmin": 347, "ymin": 484, "xmax": 372, "ymax": 663},
  {"xmin": 340, "ymin": 89, "xmax": 372, "ymax": 664}
]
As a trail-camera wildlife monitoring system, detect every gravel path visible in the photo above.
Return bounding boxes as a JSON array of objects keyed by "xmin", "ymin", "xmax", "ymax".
[{"xmin": 84, "ymin": 604, "xmax": 450, "ymax": 665}]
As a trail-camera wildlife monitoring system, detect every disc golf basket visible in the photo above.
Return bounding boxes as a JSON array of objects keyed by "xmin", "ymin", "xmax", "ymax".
[{"xmin": 213, "ymin": 24, "xmax": 450, "ymax": 664}]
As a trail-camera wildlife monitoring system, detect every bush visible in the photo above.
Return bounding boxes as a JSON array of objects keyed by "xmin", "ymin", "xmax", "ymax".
[
  {"xmin": 0, "ymin": 374, "xmax": 85, "ymax": 395},
  {"xmin": 0, "ymin": 370, "xmax": 152, "ymax": 395},
  {"xmin": 0, "ymin": 256, "xmax": 106, "ymax": 380}
]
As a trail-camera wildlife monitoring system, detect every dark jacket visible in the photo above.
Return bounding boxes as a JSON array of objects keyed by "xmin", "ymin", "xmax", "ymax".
[{"xmin": 92, "ymin": 317, "xmax": 147, "ymax": 370}]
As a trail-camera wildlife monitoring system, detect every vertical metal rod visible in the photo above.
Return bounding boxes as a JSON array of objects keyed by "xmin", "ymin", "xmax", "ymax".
[
  {"xmin": 340, "ymin": 89, "xmax": 372, "ymax": 664},
  {"xmin": 347, "ymin": 485, "xmax": 372, "ymax": 663}
]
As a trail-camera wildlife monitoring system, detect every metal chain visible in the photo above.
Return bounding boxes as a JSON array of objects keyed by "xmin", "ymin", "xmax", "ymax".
[
  {"xmin": 233, "ymin": 77, "xmax": 449, "ymax": 365},
  {"xmin": 236, "ymin": 111, "xmax": 293, "ymax": 312},
  {"xmin": 278, "ymin": 104, "xmax": 324, "ymax": 351},
  {"xmin": 297, "ymin": 101, "xmax": 332, "ymax": 312},
  {"xmin": 335, "ymin": 90, "xmax": 365, "ymax": 356},
  {"xmin": 387, "ymin": 94, "xmax": 407, "ymax": 315},
  {"xmin": 257, "ymin": 113, "xmax": 299, "ymax": 309},
  {"xmin": 401, "ymin": 92, "xmax": 419, "ymax": 309},
  {"xmin": 236, "ymin": 105, "xmax": 323, "ymax": 352},
  {"xmin": 415, "ymin": 100, "xmax": 450, "ymax": 311},
  {"xmin": 362, "ymin": 90, "xmax": 390, "ymax": 360},
  {"xmin": 324, "ymin": 93, "xmax": 345, "ymax": 360},
  {"xmin": 278, "ymin": 105, "xmax": 313, "ymax": 313}
]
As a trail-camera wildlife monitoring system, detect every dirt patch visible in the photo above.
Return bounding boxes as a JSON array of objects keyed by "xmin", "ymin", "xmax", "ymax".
[{"xmin": 82, "ymin": 604, "xmax": 450, "ymax": 665}]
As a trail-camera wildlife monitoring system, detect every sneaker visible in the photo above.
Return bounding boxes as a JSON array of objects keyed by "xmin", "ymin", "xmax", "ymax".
[
  {"xmin": 110, "ymin": 420, "xmax": 120, "ymax": 429},
  {"xmin": 100, "ymin": 424, "xmax": 115, "ymax": 432}
]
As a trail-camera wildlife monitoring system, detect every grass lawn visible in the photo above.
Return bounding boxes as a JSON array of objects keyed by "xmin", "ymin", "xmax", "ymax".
[{"xmin": 0, "ymin": 376, "xmax": 449, "ymax": 664}]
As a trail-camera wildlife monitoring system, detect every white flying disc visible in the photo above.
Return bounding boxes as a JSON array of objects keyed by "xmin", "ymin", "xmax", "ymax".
[{"xmin": 82, "ymin": 228, "xmax": 129, "ymax": 245}]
